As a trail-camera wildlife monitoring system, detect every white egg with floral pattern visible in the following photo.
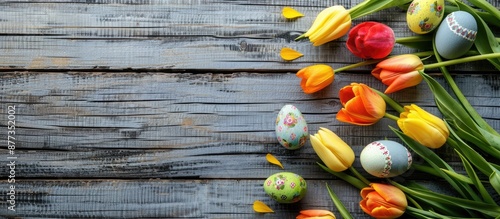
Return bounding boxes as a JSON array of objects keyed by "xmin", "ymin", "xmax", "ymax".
[
  {"xmin": 360, "ymin": 140, "xmax": 413, "ymax": 178},
  {"xmin": 275, "ymin": 105, "xmax": 308, "ymax": 150}
]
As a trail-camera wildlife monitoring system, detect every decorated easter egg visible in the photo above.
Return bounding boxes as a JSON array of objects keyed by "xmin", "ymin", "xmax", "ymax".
[
  {"xmin": 406, "ymin": 0, "xmax": 445, "ymax": 34},
  {"xmin": 275, "ymin": 105, "xmax": 308, "ymax": 150},
  {"xmin": 435, "ymin": 11, "xmax": 477, "ymax": 59},
  {"xmin": 360, "ymin": 140, "xmax": 413, "ymax": 178},
  {"xmin": 263, "ymin": 172, "xmax": 307, "ymax": 203}
]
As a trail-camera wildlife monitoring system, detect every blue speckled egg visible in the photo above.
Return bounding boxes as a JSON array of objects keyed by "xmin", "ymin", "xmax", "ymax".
[
  {"xmin": 435, "ymin": 11, "xmax": 477, "ymax": 59},
  {"xmin": 360, "ymin": 140, "xmax": 412, "ymax": 178},
  {"xmin": 275, "ymin": 105, "xmax": 308, "ymax": 150}
]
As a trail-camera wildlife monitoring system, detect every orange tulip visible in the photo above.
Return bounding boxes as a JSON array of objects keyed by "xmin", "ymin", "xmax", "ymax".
[
  {"xmin": 336, "ymin": 83, "xmax": 386, "ymax": 126},
  {"xmin": 296, "ymin": 209, "xmax": 336, "ymax": 219},
  {"xmin": 296, "ymin": 64, "xmax": 335, "ymax": 94},
  {"xmin": 371, "ymin": 54, "xmax": 424, "ymax": 94},
  {"xmin": 360, "ymin": 183, "xmax": 407, "ymax": 219}
]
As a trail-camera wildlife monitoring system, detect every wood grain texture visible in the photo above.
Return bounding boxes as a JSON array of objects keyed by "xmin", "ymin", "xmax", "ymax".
[
  {"xmin": 0, "ymin": 72, "xmax": 499, "ymax": 217},
  {"xmin": 0, "ymin": 0, "xmax": 497, "ymax": 71},
  {"xmin": 0, "ymin": 179, "xmax": 372, "ymax": 218},
  {"xmin": 0, "ymin": 0, "xmax": 499, "ymax": 218}
]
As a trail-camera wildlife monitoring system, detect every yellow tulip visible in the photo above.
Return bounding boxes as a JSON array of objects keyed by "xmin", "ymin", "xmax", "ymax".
[
  {"xmin": 310, "ymin": 127, "xmax": 355, "ymax": 172},
  {"xmin": 296, "ymin": 209, "xmax": 336, "ymax": 219},
  {"xmin": 299, "ymin": 6, "xmax": 352, "ymax": 46},
  {"xmin": 397, "ymin": 104, "xmax": 449, "ymax": 149},
  {"xmin": 296, "ymin": 64, "xmax": 335, "ymax": 94}
]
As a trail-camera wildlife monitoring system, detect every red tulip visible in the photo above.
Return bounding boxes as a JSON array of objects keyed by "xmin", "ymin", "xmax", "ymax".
[
  {"xmin": 337, "ymin": 83, "xmax": 386, "ymax": 126},
  {"xmin": 360, "ymin": 183, "xmax": 407, "ymax": 219},
  {"xmin": 371, "ymin": 54, "xmax": 424, "ymax": 94},
  {"xmin": 346, "ymin": 22, "xmax": 395, "ymax": 59}
]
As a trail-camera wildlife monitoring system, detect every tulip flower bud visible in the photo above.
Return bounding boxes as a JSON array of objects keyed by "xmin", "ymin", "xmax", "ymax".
[
  {"xmin": 398, "ymin": 104, "xmax": 449, "ymax": 149},
  {"xmin": 346, "ymin": 21, "xmax": 395, "ymax": 59},
  {"xmin": 371, "ymin": 54, "xmax": 424, "ymax": 94},
  {"xmin": 296, "ymin": 209, "xmax": 336, "ymax": 219},
  {"xmin": 299, "ymin": 6, "xmax": 352, "ymax": 46},
  {"xmin": 336, "ymin": 83, "xmax": 386, "ymax": 126},
  {"xmin": 310, "ymin": 127, "xmax": 355, "ymax": 172},
  {"xmin": 360, "ymin": 183, "xmax": 407, "ymax": 219},
  {"xmin": 296, "ymin": 64, "xmax": 335, "ymax": 94}
]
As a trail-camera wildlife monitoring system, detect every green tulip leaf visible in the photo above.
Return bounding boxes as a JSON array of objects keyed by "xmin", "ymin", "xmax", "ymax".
[
  {"xmin": 466, "ymin": 0, "xmax": 500, "ymax": 23},
  {"xmin": 446, "ymin": 122, "xmax": 500, "ymax": 195},
  {"xmin": 489, "ymin": 169, "xmax": 500, "ymax": 196},
  {"xmin": 317, "ymin": 162, "xmax": 368, "ymax": 190},
  {"xmin": 431, "ymin": 40, "xmax": 500, "ymax": 138},
  {"xmin": 349, "ymin": 0, "xmax": 412, "ymax": 20},
  {"xmin": 440, "ymin": 168, "xmax": 473, "ymax": 185},
  {"xmin": 455, "ymin": 150, "xmax": 497, "ymax": 204},
  {"xmin": 326, "ymin": 183, "xmax": 354, "ymax": 219},
  {"xmin": 391, "ymin": 181, "xmax": 500, "ymax": 217},
  {"xmin": 390, "ymin": 127, "xmax": 479, "ymax": 200}
]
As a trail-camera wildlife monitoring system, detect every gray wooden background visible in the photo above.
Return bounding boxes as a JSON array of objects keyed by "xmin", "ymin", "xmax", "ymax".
[{"xmin": 0, "ymin": 0, "xmax": 499, "ymax": 218}]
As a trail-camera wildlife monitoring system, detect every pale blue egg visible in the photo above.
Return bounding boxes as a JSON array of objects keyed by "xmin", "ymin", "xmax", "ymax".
[
  {"xmin": 360, "ymin": 140, "xmax": 413, "ymax": 178},
  {"xmin": 435, "ymin": 11, "xmax": 477, "ymax": 59},
  {"xmin": 275, "ymin": 105, "xmax": 308, "ymax": 150}
]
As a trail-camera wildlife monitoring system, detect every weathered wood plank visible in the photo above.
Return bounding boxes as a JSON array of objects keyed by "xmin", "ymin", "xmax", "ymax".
[
  {"xmin": 0, "ymin": 0, "xmax": 497, "ymax": 70},
  {"xmin": 0, "ymin": 179, "xmax": 372, "ymax": 218},
  {"xmin": 0, "ymin": 72, "xmax": 498, "ymax": 180}
]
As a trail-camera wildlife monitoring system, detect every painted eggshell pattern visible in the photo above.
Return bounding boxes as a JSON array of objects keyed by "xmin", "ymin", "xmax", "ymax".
[
  {"xmin": 275, "ymin": 105, "xmax": 308, "ymax": 150},
  {"xmin": 360, "ymin": 140, "xmax": 413, "ymax": 178},
  {"xmin": 435, "ymin": 11, "xmax": 477, "ymax": 59},
  {"xmin": 263, "ymin": 172, "xmax": 307, "ymax": 203},
  {"xmin": 406, "ymin": 0, "xmax": 445, "ymax": 34}
]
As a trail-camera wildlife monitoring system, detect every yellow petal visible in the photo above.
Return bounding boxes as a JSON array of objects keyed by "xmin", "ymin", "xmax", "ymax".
[
  {"xmin": 253, "ymin": 200, "xmax": 274, "ymax": 213},
  {"xmin": 280, "ymin": 47, "xmax": 303, "ymax": 61},
  {"xmin": 282, "ymin": 7, "xmax": 304, "ymax": 19},
  {"xmin": 266, "ymin": 153, "xmax": 284, "ymax": 169}
]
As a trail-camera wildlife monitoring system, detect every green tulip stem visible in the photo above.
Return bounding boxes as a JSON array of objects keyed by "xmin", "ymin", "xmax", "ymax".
[
  {"xmin": 335, "ymin": 59, "xmax": 383, "ymax": 73},
  {"xmin": 348, "ymin": 166, "xmax": 371, "ymax": 186},
  {"xmin": 370, "ymin": 88, "xmax": 405, "ymax": 113},
  {"xmin": 384, "ymin": 113, "xmax": 400, "ymax": 121},
  {"xmin": 423, "ymin": 53, "xmax": 500, "ymax": 69}
]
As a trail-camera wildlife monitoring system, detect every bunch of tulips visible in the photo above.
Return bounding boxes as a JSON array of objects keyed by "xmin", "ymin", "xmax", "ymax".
[{"xmin": 285, "ymin": 0, "xmax": 500, "ymax": 218}]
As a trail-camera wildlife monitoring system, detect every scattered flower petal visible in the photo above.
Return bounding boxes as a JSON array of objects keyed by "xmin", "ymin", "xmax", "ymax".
[
  {"xmin": 280, "ymin": 48, "xmax": 304, "ymax": 61},
  {"xmin": 266, "ymin": 153, "xmax": 284, "ymax": 169},
  {"xmin": 253, "ymin": 200, "xmax": 274, "ymax": 213},
  {"xmin": 282, "ymin": 7, "xmax": 304, "ymax": 19}
]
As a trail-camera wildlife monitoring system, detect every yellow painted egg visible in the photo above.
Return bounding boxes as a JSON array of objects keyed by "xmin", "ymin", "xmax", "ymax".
[{"xmin": 406, "ymin": 0, "xmax": 445, "ymax": 34}]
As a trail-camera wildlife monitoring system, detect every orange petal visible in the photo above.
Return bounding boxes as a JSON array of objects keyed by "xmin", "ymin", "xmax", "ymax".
[
  {"xmin": 253, "ymin": 200, "xmax": 274, "ymax": 213},
  {"xmin": 266, "ymin": 153, "xmax": 284, "ymax": 169},
  {"xmin": 282, "ymin": 7, "xmax": 304, "ymax": 19},
  {"xmin": 280, "ymin": 47, "xmax": 304, "ymax": 61}
]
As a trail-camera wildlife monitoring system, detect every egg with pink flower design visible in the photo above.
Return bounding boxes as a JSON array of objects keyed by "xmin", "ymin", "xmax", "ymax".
[
  {"xmin": 406, "ymin": 0, "xmax": 445, "ymax": 34},
  {"xmin": 275, "ymin": 104, "xmax": 309, "ymax": 150}
]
